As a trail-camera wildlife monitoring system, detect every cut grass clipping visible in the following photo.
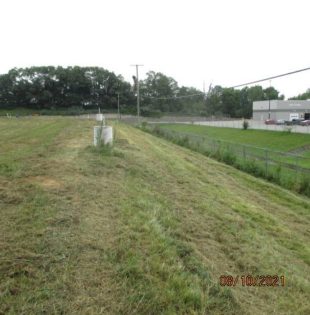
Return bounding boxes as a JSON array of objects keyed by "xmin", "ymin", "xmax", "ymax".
[{"xmin": 0, "ymin": 117, "xmax": 309, "ymax": 314}]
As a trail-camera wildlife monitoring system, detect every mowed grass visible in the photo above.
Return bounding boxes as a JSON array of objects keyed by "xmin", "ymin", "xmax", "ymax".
[
  {"xmin": 0, "ymin": 117, "xmax": 309, "ymax": 314},
  {"xmin": 160, "ymin": 124, "xmax": 310, "ymax": 152}
]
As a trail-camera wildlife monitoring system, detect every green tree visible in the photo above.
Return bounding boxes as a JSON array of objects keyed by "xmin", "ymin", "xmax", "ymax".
[
  {"xmin": 140, "ymin": 71, "xmax": 179, "ymax": 112},
  {"xmin": 263, "ymin": 86, "xmax": 280, "ymax": 100},
  {"xmin": 0, "ymin": 66, "xmax": 136, "ymax": 112},
  {"xmin": 289, "ymin": 88, "xmax": 310, "ymax": 100},
  {"xmin": 205, "ymin": 85, "xmax": 223, "ymax": 116}
]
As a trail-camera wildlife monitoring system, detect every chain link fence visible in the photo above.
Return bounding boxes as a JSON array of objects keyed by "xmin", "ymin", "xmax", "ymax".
[{"xmin": 144, "ymin": 125, "xmax": 310, "ymax": 196}]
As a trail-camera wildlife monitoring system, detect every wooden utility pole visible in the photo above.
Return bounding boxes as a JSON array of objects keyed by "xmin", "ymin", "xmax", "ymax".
[{"xmin": 131, "ymin": 64, "xmax": 143, "ymax": 123}]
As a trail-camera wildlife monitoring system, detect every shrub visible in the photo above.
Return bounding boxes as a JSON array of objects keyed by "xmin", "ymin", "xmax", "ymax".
[
  {"xmin": 140, "ymin": 106, "xmax": 163, "ymax": 118},
  {"xmin": 296, "ymin": 176, "xmax": 310, "ymax": 196},
  {"xmin": 242, "ymin": 120, "xmax": 249, "ymax": 130},
  {"xmin": 141, "ymin": 121, "xmax": 148, "ymax": 130},
  {"xmin": 221, "ymin": 151, "xmax": 237, "ymax": 165},
  {"xmin": 178, "ymin": 136, "xmax": 190, "ymax": 147},
  {"xmin": 242, "ymin": 159, "xmax": 265, "ymax": 177}
]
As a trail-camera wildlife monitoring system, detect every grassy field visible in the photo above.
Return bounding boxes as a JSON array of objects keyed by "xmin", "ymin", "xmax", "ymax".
[
  {"xmin": 0, "ymin": 117, "xmax": 309, "ymax": 314},
  {"xmin": 160, "ymin": 124, "xmax": 310, "ymax": 153}
]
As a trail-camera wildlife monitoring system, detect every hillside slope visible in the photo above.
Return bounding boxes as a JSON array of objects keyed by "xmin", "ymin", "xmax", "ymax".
[
  {"xmin": 161, "ymin": 123, "xmax": 310, "ymax": 153},
  {"xmin": 0, "ymin": 118, "xmax": 309, "ymax": 314}
]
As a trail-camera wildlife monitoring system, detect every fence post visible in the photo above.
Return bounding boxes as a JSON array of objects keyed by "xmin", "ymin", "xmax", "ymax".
[{"xmin": 295, "ymin": 155, "xmax": 299, "ymax": 181}]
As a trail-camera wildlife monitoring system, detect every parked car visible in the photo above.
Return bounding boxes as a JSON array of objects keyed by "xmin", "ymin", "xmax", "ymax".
[
  {"xmin": 300, "ymin": 120, "xmax": 310, "ymax": 126},
  {"xmin": 285, "ymin": 119, "xmax": 304, "ymax": 125},
  {"xmin": 265, "ymin": 119, "xmax": 276, "ymax": 125},
  {"xmin": 276, "ymin": 119, "xmax": 285, "ymax": 125}
]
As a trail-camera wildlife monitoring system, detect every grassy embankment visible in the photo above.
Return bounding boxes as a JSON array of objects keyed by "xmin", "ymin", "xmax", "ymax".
[
  {"xmin": 0, "ymin": 117, "xmax": 309, "ymax": 314},
  {"xmin": 153, "ymin": 124, "xmax": 310, "ymax": 195},
  {"xmin": 160, "ymin": 124, "xmax": 310, "ymax": 158}
]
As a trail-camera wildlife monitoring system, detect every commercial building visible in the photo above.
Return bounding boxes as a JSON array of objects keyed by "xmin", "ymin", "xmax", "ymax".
[{"xmin": 253, "ymin": 100, "xmax": 310, "ymax": 121}]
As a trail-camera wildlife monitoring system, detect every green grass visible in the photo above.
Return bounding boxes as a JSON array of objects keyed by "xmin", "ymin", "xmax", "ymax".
[
  {"xmin": 0, "ymin": 118, "xmax": 309, "ymax": 314},
  {"xmin": 159, "ymin": 123, "xmax": 310, "ymax": 170},
  {"xmin": 144, "ymin": 125, "xmax": 310, "ymax": 196},
  {"xmin": 161, "ymin": 124, "xmax": 310, "ymax": 152}
]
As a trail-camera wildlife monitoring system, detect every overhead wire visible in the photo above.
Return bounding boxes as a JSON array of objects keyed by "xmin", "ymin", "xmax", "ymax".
[
  {"xmin": 229, "ymin": 66, "xmax": 310, "ymax": 89},
  {"xmin": 140, "ymin": 66, "xmax": 310, "ymax": 101}
]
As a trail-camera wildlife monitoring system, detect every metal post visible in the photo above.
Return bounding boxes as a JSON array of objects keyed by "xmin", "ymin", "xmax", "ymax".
[{"xmin": 295, "ymin": 155, "xmax": 299, "ymax": 180}]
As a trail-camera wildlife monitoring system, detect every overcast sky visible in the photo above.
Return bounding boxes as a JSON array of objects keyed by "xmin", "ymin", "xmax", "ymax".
[{"xmin": 0, "ymin": 0, "xmax": 309, "ymax": 98}]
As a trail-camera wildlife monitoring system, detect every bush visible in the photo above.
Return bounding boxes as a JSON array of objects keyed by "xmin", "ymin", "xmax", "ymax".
[
  {"xmin": 140, "ymin": 106, "xmax": 163, "ymax": 118},
  {"xmin": 242, "ymin": 120, "xmax": 249, "ymax": 130},
  {"xmin": 177, "ymin": 136, "xmax": 190, "ymax": 147},
  {"xmin": 141, "ymin": 121, "xmax": 148, "ymax": 130},
  {"xmin": 221, "ymin": 151, "xmax": 237, "ymax": 165},
  {"xmin": 296, "ymin": 176, "xmax": 310, "ymax": 196}
]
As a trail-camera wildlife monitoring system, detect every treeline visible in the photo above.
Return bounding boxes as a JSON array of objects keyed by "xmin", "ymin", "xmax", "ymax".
[
  {"xmin": 141, "ymin": 77, "xmax": 286, "ymax": 118},
  {"xmin": 140, "ymin": 71, "xmax": 205, "ymax": 116},
  {"xmin": 0, "ymin": 66, "xmax": 135, "ymax": 112},
  {"xmin": 0, "ymin": 66, "xmax": 205, "ymax": 116},
  {"xmin": 205, "ymin": 85, "xmax": 284, "ymax": 118},
  {"xmin": 0, "ymin": 66, "xmax": 308, "ymax": 117},
  {"xmin": 289, "ymin": 88, "xmax": 310, "ymax": 100}
]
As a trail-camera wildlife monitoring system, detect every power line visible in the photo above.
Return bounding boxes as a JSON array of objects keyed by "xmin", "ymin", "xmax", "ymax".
[
  {"xmin": 140, "ymin": 66, "xmax": 310, "ymax": 101},
  {"xmin": 229, "ymin": 66, "xmax": 310, "ymax": 89}
]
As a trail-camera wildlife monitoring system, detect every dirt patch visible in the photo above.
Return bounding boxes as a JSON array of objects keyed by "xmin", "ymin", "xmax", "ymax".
[
  {"xmin": 25, "ymin": 176, "xmax": 63, "ymax": 190},
  {"xmin": 67, "ymin": 141, "xmax": 84, "ymax": 149}
]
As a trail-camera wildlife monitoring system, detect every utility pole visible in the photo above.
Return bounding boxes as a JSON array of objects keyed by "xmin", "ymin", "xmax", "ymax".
[
  {"xmin": 131, "ymin": 64, "xmax": 143, "ymax": 123},
  {"xmin": 268, "ymin": 79, "xmax": 271, "ymax": 119}
]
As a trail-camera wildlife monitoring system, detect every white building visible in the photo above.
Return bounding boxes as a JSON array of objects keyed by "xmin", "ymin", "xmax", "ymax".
[{"xmin": 253, "ymin": 100, "xmax": 310, "ymax": 121}]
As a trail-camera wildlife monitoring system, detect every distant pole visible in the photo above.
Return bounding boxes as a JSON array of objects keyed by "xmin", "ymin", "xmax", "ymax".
[
  {"xmin": 268, "ymin": 80, "xmax": 271, "ymax": 119},
  {"xmin": 117, "ymin": 92, "xmax": 120, "ymax": 120},
  {"xmin": 131, "ymin": 64, "xmax": 143, "ymax": 123}
]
